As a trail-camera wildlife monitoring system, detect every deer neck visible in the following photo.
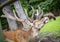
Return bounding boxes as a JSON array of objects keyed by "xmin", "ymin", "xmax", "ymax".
[{"xmin": 32, "ymin": 27, "xmax": 39, "ymax": 37}]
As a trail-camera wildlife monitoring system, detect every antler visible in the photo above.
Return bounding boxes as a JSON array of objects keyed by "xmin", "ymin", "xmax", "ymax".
[
  {"xmin": 31, "ymin": 6, "xmax": 35, "ymax": 19},
  {"xmin": 30, "ymin": 5, "xmax": 36, "ymax": 22},
  {"xmin": 24, "ymin": 5, "xmax": 35, "ymax": 23},
  {"xmin": 36, "ymin": 5, "xmax": 43, "ymax": 20},
  {"xmin": 13, "ymin": 9, "xmax": 24, "ymax": 22},
  {"xmin": 0, "ymin": 0, "xmax": 17, "ymax": 8},
  {"xmin": 1, "ymin": 7, "xmax": 34, "ymax": 30},
  {"xmin": 1, "ymin": 8, "xmax": 16, "ymax": 20},
  {"xmin": 24, "ymin": 8, "xmax": 33, "ymax": 22},
  {"xmin": 1, "ymin": 8, "xmax": 24, "ymax": 22}
]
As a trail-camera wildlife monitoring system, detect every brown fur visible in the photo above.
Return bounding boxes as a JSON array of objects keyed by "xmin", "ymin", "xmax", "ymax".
[{"xmin": 3, "ymin": 28, "xmax": 33, "ymax": 42}]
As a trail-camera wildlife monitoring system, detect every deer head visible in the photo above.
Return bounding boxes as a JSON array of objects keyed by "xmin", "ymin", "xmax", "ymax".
[
  {"xmin": 33, "ymin": 12, "xmax": 56, "ymax": 30},
  {"xmin": 30, "ymin": 12, "xmax": 55, "ymax": 38}
]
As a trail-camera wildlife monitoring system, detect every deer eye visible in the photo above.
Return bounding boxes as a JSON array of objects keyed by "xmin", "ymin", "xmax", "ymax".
[{"xmin": 44, "ymin": 19, "xmax": 49, "ymax": 23}]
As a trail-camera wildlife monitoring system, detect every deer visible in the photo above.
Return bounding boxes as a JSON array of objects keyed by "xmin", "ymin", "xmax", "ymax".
[{"xmin": 1, "ymin": 6, "xmax": 56, "ymax": 42}]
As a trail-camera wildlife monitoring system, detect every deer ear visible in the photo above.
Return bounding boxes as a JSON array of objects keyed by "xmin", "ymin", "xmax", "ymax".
[
  {"xmin": 52, "ymin": 16, "xmax": 56, "ymax": 20},
  {"xmin": 43, "ymin": 13, "xmax": 56, "ymax": 20},
  {"xmin": 48, "ymin": 15, "xmax": 56, "ymax": 20}
]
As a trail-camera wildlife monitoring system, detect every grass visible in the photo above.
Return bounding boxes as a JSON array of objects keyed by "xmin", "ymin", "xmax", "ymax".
[{"xmin": 39, "ymin": 16, "xmax": 60, "ymax": 38}]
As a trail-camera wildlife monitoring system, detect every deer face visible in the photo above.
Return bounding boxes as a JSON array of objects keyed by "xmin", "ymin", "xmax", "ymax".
[{"xmin": 33, "ymin": 17, "xmax": 49, "ymax": 30}]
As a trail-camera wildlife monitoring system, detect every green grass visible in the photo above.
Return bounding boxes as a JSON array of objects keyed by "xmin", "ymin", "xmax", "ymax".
[{"xmin": 39, "ymin": 16, "xmax": 60, "ymax": 38}]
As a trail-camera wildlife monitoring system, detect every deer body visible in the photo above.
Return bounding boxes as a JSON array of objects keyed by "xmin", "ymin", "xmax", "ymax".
[{"xmin": 3, "ymin": 28, "xmax": 33, "ymax": 42}]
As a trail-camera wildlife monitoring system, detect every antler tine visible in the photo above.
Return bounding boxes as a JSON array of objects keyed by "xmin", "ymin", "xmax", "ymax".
[
  {"xmin": 30, "ymin": 5, "xmax": 35, "ymax": 19},
  {"xmin": 1, "ymin": 8, "xmax": 24, "ymax": 22},
  {"xmin": 1, "ymin": 8, "xmax": 16, "ymax": 20},
  {"xmin": 24, "ymin": 5, "xmax": 35, "ymax": 22},
  {"xmin": 37, "ymin": 5, "xmax": 43, "ymax": 20},
  {"xmin": 36, "ymin": 9, "xmax": 39, "ymax": 16},
  {"xmin": 24, "ymin": 8, "xmax": 31, "ymax": 20},
  {"xmin": 24, "ymin": 9, "xmax": 33, "ymax": 22},
  {"xmin": 13, "ymin": 9, "xmax": 24, "ymax": 22},
  {"xmin": 24, "ymin": 9, "xmax": 28, "ymax": 17},
  {"xmin": 38, "ymin": 5, "xmax": 43, "ymax": 15}
]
